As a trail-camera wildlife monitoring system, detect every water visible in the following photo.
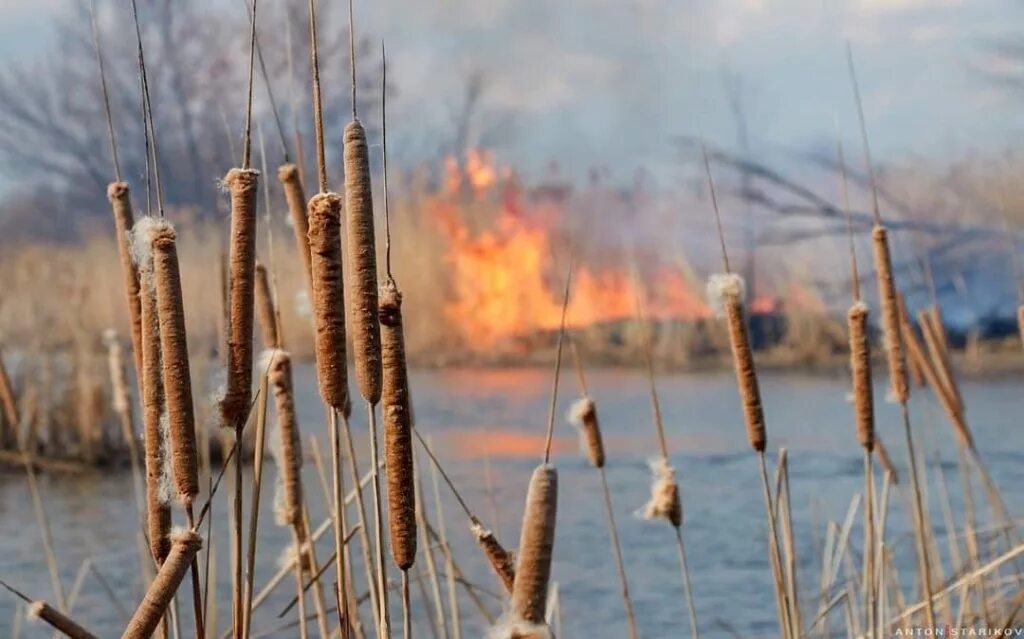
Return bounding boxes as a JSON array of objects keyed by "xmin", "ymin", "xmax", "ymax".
[{"xmin": 2, "ymin": 367, "xmax": 1023, "ymax": 638}]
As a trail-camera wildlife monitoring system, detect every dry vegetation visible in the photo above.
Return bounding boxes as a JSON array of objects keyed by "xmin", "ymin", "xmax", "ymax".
[{"xmin": 1, "ymin": 1, "xmax": 1024, "ymax": 639}]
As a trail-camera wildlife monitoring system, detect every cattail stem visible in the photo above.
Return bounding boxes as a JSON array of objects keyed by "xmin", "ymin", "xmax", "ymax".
[
  {"xmin": 342, "ymin": 413, "xmax": 383, "ymax": 635},
  {"xmin": 599, "ymin": 468, "xmax": 639, "ymax": 639},
  {"xmin": 674, "ymin": 526, "xmax": 699, "ymax": 639},
  {"xmin": 367, "ymin": 404, "xmax": 391, "ymax": 637},
  {"xmin": 428, "ymin": 446, "xmax": 462, "ymax": 639},
  {"xmin": 241, "ymin": 375, "xmax": 270, "ymax": 639},
  {"xmin": 864, "ymin": 450, "xmax": 877, "ymax": 638},
  {"xmin": 122, "ymin": 530, "xmax": 203, "ymax": 639},
  {"xmin": 327, "ymin": 409, "xmax": 354, "ymax": 635},
  {"xmin": 758, "ymin": 453, "xmax": 792, "ymax": 639},
  {"xmin": 899, "ymin": 401, "xmax": 936, "ymax": 628},
  {"xmin": 27, "ymin": 601, "xmax": 97, "ymax": 639}
]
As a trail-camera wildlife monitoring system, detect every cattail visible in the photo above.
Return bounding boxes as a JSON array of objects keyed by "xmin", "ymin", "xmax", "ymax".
[
  {"xmin": 710, "ymin": 273, "xmax": 766, "ymax": 452},
  {"xmin": 221, "ymin": 167, "xmax": 259, "ymax": 429},
  {"xmin": 472, "ymin": 520, "xmax": 515, "ymax": 593},
  {"xmin": 307, "ymin": 192, "xmax": 348, "ymax": 410},
  {"xmin": 267, "ymin": 350, "xmax": 303, "ymax": 528},
  {"xmin": 27, "ymin": 601, "xmax": 96, "ymax": 639},
  {"xmin": 278, "ymin": 163, "xmax": 313, "ymax": 290},
  {"xmin": 131, "ymin": 217, "xmax": 172, "ymax": 563},
  {"xmin": 511, "ymin": 464, "xmax": 558, "ymax": 626},
  {"xmin": 344, "ymin": 120, "xmax": 382, "ymax": 404},
  {"xmin": 848, "ymin": 302, "xmax": 874, "ymax": 451},
  {"xmin": 567, "ymin": 397, "xmax": 604, "ymax": 468},
  {"xmin": 379, "ymin": 280, "xmax": 416, "ymax": 570},
  {"xmin": 255, "ymin": 262, "xmax": 280, "ymax": 350},
  {"xmin": 918, "ymin": 309, "xmax": 961, "ymax": 412},
  {"xmin": 122, "ymin": 529, "xmax": 203, "ymax": 639},
  {"xmin": 107, "ymin": 182, "xmax": 144, "ymax": 380},
  {"xmin": 640, "ymin": 456, "xmax": 682, "ymax": 527},
  {"xmin": 149, "ymin": 221, "xmax": 199, "ymax": 506},
  {"xmin": 871, "ymin": 226, "xmax": 908, "ymax": 403}
]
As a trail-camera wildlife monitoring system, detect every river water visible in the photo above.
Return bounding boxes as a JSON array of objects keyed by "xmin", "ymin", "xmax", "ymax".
[{"xmin": 1, "ymin": 367, "xmax": 1023, "ymax": 638}]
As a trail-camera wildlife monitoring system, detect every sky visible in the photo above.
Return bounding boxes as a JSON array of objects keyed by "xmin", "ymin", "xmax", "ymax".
[{"xmin": 1, "ymin": 0, "xmax": 1023, "ymax": 186}]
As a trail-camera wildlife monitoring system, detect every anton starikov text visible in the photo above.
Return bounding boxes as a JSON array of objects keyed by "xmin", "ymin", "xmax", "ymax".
[{"xmin": 894, "ymin": 628, "xmax": 1024, "ymax": 636}]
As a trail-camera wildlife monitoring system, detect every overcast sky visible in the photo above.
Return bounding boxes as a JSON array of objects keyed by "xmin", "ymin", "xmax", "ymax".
[{"xmin": 1, "ymin": 0, "xmax": 1023, "ymax": 185}]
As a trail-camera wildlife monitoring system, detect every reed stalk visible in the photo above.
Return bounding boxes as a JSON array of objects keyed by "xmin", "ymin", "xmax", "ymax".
[{"xmin": 0, "ymin": 350, "xmax": 17, "ymax": 449}]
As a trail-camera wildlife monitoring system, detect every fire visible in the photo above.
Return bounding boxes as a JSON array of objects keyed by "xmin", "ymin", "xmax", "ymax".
[{"xmin": 433, "ymin": 150, "xmax": 716, "ymax": 347}]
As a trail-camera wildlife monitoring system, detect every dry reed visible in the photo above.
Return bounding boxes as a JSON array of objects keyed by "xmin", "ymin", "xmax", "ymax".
[
  {"xmin": 380, "ymin": 280, "xmax": 416, "ymax": 571},
  {"xmin": 307, "ymin": 192, "xmax": 348, "ymax": 410},
  {"xmin": 107, "ymin": 181, "xmax": 143, "ymax": 380},
  {"xmin": 122, "ymin": 529, "xmax": 203, "ymax": 639},
  {"xmin": 0, "ymin": 349, "xmax": 19, "ymax": 447},
  {"xmin": 27, "ymin": 601, "xmax": 96, "ymax": 639},
  {"xmin": 221, "ymin": 167, "xmax": 259, "ymax": 429},
  {"xmin": 511, "ymin": 464, "xmax": 558, "ymax": 626},
  {"xmin": 149, "ymin": 220, "xmax": 199, "ymax": 506}
]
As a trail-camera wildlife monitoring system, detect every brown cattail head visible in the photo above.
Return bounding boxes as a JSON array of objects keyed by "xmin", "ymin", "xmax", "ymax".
[
  {"xmin": 131, "ymin": 218, "xmax": 172, "ymax": 562},
  {"xmin": 149, "ymin": 220, "xmax": 199, "ymax": 506},
  {"xmin": 344, "ymin": 120, "xmax": 382, "ymax": 405},
  {"xmin": 874, "ymin": 438, "xmax": 899, "ymax": 484},
  {"xmin": 27, "ymin": 601, "xmax": 97, "ymax": 639},
  {"xmin": 122, "ymin": 529, "xmax": 203, "ymax": 639},
  {"xmin": 567, "ymin": 397, "xmax": 605, "ymax": 468},
  {"xmin": 472, "ymin": 519, "xmax": 515, "ymax": 593},
  {"xmin": 278, "ymin": 163, "xmax": 313, "ymax": 291},
  {"xmin": 641, "ymin": 456, "xmax": 682, "ymax": 527},
  {"xmin": 848, "ymin": 302, "xmax": 875, "ymax": 451},
  {"xmin": 266, "ymin": 349, "xmax": 304, "ymax": 528},
  {"xmin": 871, "ymin": 225, "xmax": 908, "ymax": 404},
  {"xmin": 379, "ymin": 280, "xmax": 417, "ymax": 570},
  {"xmin": 710, "ymin": 274, "xmax": 766, "ymax": 452},
  {"xmin": 307, "ymin": 192, "xmax": 348, "ymax": 410},
  {"xmin": 511, "ymin": 464, "xmax": 558, "ymax": 625},
  {"xmin": 254, "ymin": 261, "xmax": 280, "ymax": 350},
  {"xmin": 221, "ymin": 167, "xmax": 260, "ymax": 429},
  {"xmin": 107, "ymin": 181, "xmax": 143, "ymax": 381}
]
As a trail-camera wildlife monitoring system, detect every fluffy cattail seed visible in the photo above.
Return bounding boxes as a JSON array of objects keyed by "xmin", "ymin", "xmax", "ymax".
[
  {"xmin": 255, "ymin": 262, "xmax": 280, "ymax": 350},
  {"xmin": 150, "ymin": 221, "xmax": 199, "ymax": 506},
  {"xmin": 641, "ymin": 457, "xmax": 682, "ymax": 527},
  {"xmin": 307, "ymin": 192, "xmax": 348, "ymax": 410},
  {"xmin": 344, "ymin": 120, "xmax": 382, "ymax": 405},
  {"xmin": 267, "ymin": 350, "xmax": 303, "ymax": 527},
  {"xmin": 871, "ymin": 226, "xmax": 908, "ymax": 403},
  {"xmin": 472, "ymin": 520, "xmax": 515, "ymax": 593},
  {"xmin": 221, "ymin": 168, "xmax": 259, "ymax": 429},
  {"xmin": 511, "ymin": 464, "xmax": 558, "ymax": 625},
  {"xmin": 711, "ymin": 274, "xmax": 766, "ymax": 452},
  {"xmin": 108, "ymin": 181, "xmax": 143, "ymax": 380},
  {"xmin": 567, "ymin": 397, "xmax": 604, "ymax": 468},
  {"xmin": 379, "ymin": 281, "xmax": 416, "ymax": 570},
  {"xmin": 27, "ymin": 601, "xmax": 96, "ymax": 639},
  {"xmin": 122, "ymin": 529, "xmax": 203, "ymax": 639},
  {"xmin": 848, "ymin": 302, "xmax": 874, "ymax": 451},
  {"xmin": 278, "ymin": 163, "xmax": 313, "ymax": 291}
]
